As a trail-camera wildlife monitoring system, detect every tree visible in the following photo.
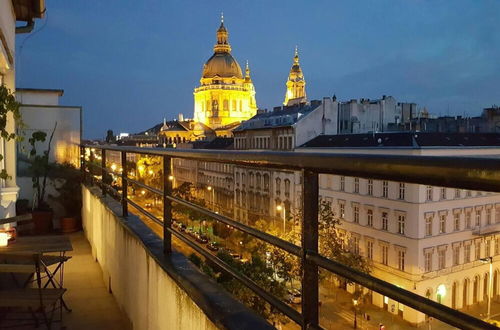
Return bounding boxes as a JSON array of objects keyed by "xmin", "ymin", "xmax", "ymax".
[
  {"xmin": 105, "ymin": 129, "xmax": 116, "ymax": 143},
  {"xmin": 0, "ymin": 85, "xmax": 22, "ymax": 180}
]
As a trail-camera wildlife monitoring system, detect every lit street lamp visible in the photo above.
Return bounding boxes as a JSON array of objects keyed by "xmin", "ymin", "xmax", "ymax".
[
  {"xmin": 207, "ymin": 186, "xmax": 215, "ymax": 211},
  {"xmin": 276, "ymin": 204, "xmax": 286, "ymax": 233},
  {"xmin": 352, "ymin": 298, "xmax": 358, "ymax": 329},
  {"xmin": 480, "ymin": 256, "xmax": 493, "ymax": 320}
]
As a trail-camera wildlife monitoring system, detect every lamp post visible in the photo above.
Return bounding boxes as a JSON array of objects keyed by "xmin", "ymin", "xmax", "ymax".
[
  {"xmin": 276, "ymin": 204, "xmax": 286, "ymax": 233},
  {"xmin": 480, "ymin": 256, "xmax": 493, "ymax": 320},
  {"xmin": 207, "ymin": 186, "xmax": 214, "ymax": 211},
  {"xmin": 352, "ymin": 298, "xmax": 358, "ymax": 329}
]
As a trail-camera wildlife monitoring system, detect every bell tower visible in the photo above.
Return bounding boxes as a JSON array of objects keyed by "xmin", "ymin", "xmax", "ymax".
[{"xmin": 283, "ymin": 46, "xmax": 307, "ymax": 106}]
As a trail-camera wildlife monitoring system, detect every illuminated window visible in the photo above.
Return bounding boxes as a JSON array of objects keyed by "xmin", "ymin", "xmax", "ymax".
[{"xmin": 339, "ymin": 202, "xmax": 345, "ymax": 219}]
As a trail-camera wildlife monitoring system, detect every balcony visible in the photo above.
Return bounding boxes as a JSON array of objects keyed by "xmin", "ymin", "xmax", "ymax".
[{"xmin": 78, "ymin": 145, "xmax": 500, "ymax": 329}]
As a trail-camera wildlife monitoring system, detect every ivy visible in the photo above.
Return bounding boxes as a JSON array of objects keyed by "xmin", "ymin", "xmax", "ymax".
[{"xmin": 0, "ymin": 85, "xmax": 22, "ymax": 180}]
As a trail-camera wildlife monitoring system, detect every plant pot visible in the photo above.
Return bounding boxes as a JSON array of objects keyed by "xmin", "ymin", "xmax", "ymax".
[
  {"xmin": 60, "ymin": 216, "xmax": 79, "ymax": 233},
  {"xmin": 32, "ymin": 210, "xmax": 54, "ymax": 235}
]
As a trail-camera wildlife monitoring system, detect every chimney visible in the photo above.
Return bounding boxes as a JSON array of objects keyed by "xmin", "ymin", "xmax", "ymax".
[{"xmin": 178, "ymin": 113, "xmax": 184, "ymax": 121}]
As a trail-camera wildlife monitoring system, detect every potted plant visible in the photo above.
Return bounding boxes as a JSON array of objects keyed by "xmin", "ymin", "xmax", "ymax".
[
  {"xmin": 28, "ymin": 123, "xmax": 57, "ymax": 234},
  {"xmin": 51, "ymin": 163, "xmax": 82, "ymax": 233}
]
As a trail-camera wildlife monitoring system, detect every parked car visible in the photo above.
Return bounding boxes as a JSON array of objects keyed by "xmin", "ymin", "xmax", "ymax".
[
  {"xmin": 196, "ymin": 234, "xmax": 209, "ymax": 244},
  {"xmin": 226, "ymin": 249, "xmax": 242, "ymax": 260},
  {"xmin": 179, "ymin": 224, "xmax": 186, "ymax": 232},
  {"xmin": 207, "ymin": 242, "xmax": 219, "ymax": 252},
  {"xmin": 288, "ymin": 290, "xmax": 302, "ymax": 304}
]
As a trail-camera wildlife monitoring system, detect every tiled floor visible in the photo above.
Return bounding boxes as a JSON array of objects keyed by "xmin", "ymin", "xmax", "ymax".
[{"xmin": 61, "ymin": 232, "xmax": 131, "ymax": 329}]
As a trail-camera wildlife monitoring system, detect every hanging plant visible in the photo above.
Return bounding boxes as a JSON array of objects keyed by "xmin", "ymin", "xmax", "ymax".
[{"xmin": 0, "ymin": 85, "xmax": 22, "ymax": 180}]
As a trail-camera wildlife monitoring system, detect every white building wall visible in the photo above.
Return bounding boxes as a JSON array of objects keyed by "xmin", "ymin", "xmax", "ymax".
[
  {"xmin": 314, "ymin": 147, "xmax": 500, "ymax": 325},
  {"xmin": 294, "ymin": 98, "xmax": 338, "ymax": 147}
]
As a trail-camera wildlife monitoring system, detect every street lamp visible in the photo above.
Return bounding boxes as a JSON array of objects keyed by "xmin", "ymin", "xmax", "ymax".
[
  {"xmin": 480, "ymin": 256, "xmax": 493, "ymax": 320},
  {"xmin": 352, "ymin": 298, "xmax": 358, "ymax": 329},
  {"xmin": 276, "ymin": 204, "xmax": 286, "ymax": 233},
  {"xmin": 207, "ymin": 186, "xmax": 214, "ymax": 211}
]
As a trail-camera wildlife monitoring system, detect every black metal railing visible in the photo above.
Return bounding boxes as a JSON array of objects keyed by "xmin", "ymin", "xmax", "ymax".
[{"xmin": 81, "ymin": 145, "xmax": 500, "ymax": 330}]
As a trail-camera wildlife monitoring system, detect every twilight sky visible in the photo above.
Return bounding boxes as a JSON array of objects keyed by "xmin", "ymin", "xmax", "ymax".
[{"xmin": 15, "ymin": 0, "xmax": 500, "ymax": 139}]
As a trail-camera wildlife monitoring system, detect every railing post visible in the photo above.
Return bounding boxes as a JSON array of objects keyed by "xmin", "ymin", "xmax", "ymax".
[
  {"xmin": 101, "ymin": 149, "xmax": 106, "ymax": 196},
  {"xmin": 301, "ymin": 170, "xmax": 319, "ymax": 330},
  {"xmin": 89, "ymin": 148, "xmax": 94, "ymax": 186},
  {"xmin": 121, "ymin": 151, "xmax": 128, "ymax": 217},
  {"xmin": 163, "ymin": 156, "xmax": 172, "ymax": 254},
  {"xmin": 81, "ymin": 146, "xmax": 86, "ymax": 184}
]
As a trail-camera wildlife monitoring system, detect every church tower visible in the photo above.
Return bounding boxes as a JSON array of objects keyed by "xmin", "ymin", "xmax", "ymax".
[
  {"xmin": 283, "ymin": 47, "xmax": 307, "ymax": 106},
  {"xmin": 193, "ymin": 15, "xmax": 257, "ymax": 129}
]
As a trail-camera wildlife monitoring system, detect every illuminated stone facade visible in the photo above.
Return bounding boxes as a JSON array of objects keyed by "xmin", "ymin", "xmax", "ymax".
[
  {"xmin": 193, "ymin": 17, "xmax": 257, "ymax": 130},
  {"xmin": 283, "ymin": 47, "xmax": 307, "ymax": 106}
]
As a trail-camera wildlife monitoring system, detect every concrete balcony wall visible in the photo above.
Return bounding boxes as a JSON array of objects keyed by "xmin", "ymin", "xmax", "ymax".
[{"xmin": 81, "ymin": 185, "xmax": 271, "ymax": 330}]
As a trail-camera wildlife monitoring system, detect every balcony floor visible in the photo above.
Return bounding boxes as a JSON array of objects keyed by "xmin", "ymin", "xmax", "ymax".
[{"xmin": 60, "ymin": 231, "xmax": 131, "ymax": 329}]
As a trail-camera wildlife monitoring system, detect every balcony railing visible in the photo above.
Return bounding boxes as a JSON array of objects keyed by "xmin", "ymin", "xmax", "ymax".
[{"xmin": 81, "ymin": 145, "xmax": 500, "ymax": 330}]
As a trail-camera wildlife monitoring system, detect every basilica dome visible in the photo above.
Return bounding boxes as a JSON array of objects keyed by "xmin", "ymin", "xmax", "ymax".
[{"xmin": 202, "ymin": 52, "xmax": 243, "ymax": 79}]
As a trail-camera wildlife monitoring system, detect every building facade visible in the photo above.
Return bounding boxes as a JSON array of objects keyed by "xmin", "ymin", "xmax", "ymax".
[{"xmin": 299, "ymin": 133, "xmax": 500, "ymax": 325}]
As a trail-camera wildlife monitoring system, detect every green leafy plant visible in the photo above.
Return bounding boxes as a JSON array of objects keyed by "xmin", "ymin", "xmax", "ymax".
[
  {"xmin": 28, "ymin": 122, "xmax": 57, "ymax": 210},
  {"xmin": 0, "ymin": 85, "xmax": 22, "ymax": 180},
  {"xmin": 50, "ymin": 163, "xmax": 82, "ymax": 217}
]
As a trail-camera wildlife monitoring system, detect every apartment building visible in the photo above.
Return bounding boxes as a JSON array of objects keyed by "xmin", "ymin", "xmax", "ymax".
[{"xmin": 300, "ymin": 132, "xmax": 500, "ymax": 325}]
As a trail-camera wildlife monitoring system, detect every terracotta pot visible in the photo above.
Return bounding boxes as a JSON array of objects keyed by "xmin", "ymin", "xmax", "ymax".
[
  {"xmin": 32, "ymin": 210, "xmax": 53, "ymax": 235},
  {"xmin": 60, "ymin": 217, "xmax": 79, "ymax": 233}
]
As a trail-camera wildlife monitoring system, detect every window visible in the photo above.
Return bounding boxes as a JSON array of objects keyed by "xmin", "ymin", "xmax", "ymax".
[
  {"xmin": 367, "ymin": 210, "xmax": 373, "ymax": 227},
  {"xmin": 440, "ymin": 187, "xmax": 447, "ymax": 200},
  {"xmin": 352, "ymin": 236, "xmax": 360, "ymax": 255},
  {"xmin": 497, "ymin": 208, "xmax": 500, "ymax": 224},
  {"xmin": 466, "ymin": 190, "xmax": 472, "ymax": 197},
  {"xmin": 381, "ymin": 245, "xmax": 388, "ymax": 265},
  {"xmin": 275, "ymin": 178, "xmax": 281, "ymax": 195},
  {"xmin": 486, "ymin": 209, "xmax": 492, "ymax": 225},
  {"xmin": 382, "ymin": 181, "xmax": 388, "ymax": 198},
  {"xmin": 398, "ymin": 250, "xmax": 406, "ymax": 271},
  {"xmin": 466, "ymin": 212, "xmax": 472, "ymax": 229},
  {"xmin": 284, "ymin": 179, "xmax": 290, "ymax": 197},
  {"xmin": 439, "ymin": 214, "xmax": 446, "ymax": 234},
  {"xmin": 367, "ymin": 241, "xmax": 374, "ymax": 260},
  {"xmin": 475, "ymin": 210, "xmax": 481, "ymax": 227},
  {"xmin": 339, "ymin": 203, "xmax": 345, "ymax": 219},
  {"xmin": 399, "ymin": 183, "xmax": 405, "ymax": 200},
  {"xmin": 455, "ymin": 189, "xmax": 461, "ymax": 199},
  {"xmin": 438, "ymin": 250, "xmax": 446, "ymax": 270},
  {"xmin": 424, "ymin": 251, "xmax": 432, "ymax": 272},
  {"xmin": 426, "ymin": 186, "xmax": 433, "ymax": 201},
  {"xmin": 486, "ymin": 240, "xmax": 491, "ymax": 257},
  {"xmin": 425, "ymin": 217, "xmax": 433, "ymax": 236},
  {"xmin": 454, "ymin": 213, "xmax": 460, "ymax": 231},
  {"xmin": 453, "ymin": 246, "xmax": 460, "ymax": 266},
  {"xmin": 340, "ymin": 176, "xmax": 345, "ymax": 191},
  {"xmin": 398, "ymin": 215, "xmax": 405, "ymax": 235},
  {"xmin": 354, "ymin": 178, "xmax": 359, "ymax": 193},
  {"xmin": 263, "ymin": 174, "xmax": 270, "ymax": 191},
  {"xmin": 367, "ymin": 179, "xmax": 373, "ymax": 196},
  {"xmin": 381, "ymin": 212, "xmax": 388, "ymax": 231},
  {"xmin": 353, "ymin": 206, "xmax": 359, "ymax": 223},
  {"xmin": 475, "ymin": 241, "xmax": 481, "ymax": 260},
  {"xmin": 465, "ymin": 244, "xmax": 471, "ymax": 263}
]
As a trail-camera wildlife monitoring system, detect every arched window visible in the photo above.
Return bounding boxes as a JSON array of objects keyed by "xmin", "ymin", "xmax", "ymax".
[
  {"xmin": 223, "ymin": 99, "xmax": 229, "ymax": 111},
  {"xmin": 463, "ymin": 278, "xmax": 470, "ymax": 307}
]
